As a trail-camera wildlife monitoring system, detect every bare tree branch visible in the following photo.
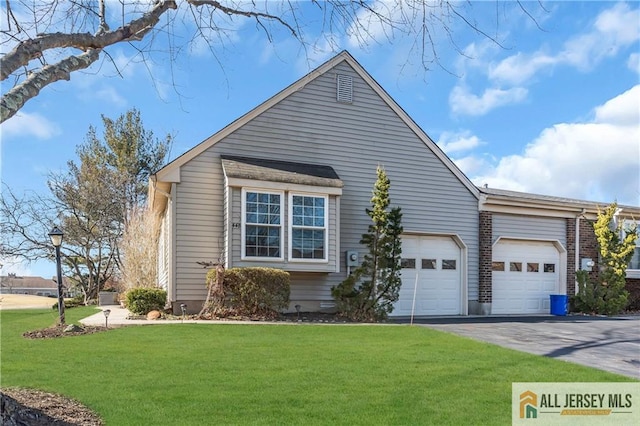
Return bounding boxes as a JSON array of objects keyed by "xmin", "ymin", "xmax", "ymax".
[
  {"xmin": 0, "ymin": 1, "xmax": 177, "ymax": 81},
  {"xmin": 187, "ymin": 0, "xmax": 297, "ymax": 37},
  {"xmin": 1, "ymin": 49, "xmax": 100, "ymax": 122},
  {"xmin": 0, "ymin": 1, "xmax": 547, "ymax": 124}
]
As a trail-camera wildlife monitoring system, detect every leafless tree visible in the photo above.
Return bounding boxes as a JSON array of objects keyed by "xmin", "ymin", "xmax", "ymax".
[
  {"xmin": 119, "ymin": 206, "xmax": 161, "ymax": 290},
  {"xmin": 0, "ymin": 0, "xmax": 545, "ymax": 123}
]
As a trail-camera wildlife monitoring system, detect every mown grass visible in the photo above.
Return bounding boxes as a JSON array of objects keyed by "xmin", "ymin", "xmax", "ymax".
[{"xmin": 0, "ymin": 307, "xmax": 634, "ymax": 425}]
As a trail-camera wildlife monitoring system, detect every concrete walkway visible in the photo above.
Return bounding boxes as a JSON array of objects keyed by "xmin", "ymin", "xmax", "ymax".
[{"xmin": 80, "ymin": 307, "xmax": 640, "ymax": 379}]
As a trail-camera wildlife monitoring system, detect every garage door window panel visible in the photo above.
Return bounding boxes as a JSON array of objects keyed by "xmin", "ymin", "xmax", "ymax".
[
  {"xmin": 492, "ymin": 262, "xmax": 505, "ymax": 271},
  {"xmin": 544, "ymin": 263, "xmax": 555, "ymax": 273},
  {"xmin": 422, "ymin": 259, "xmax": 436, "ymax": 269},
  {"xmin": 442, "ymin": 259, "xmax": 457, "ymax": 270},
  {"xmin": 401, "ymin": 258, "xmax": 416, "ymax": 269},
  {"xmin": 527, "ymin": 263, "xmax": 539, "ymax": 273},
  {"xmin": 510, "ymin": 262, "xmax": 522, "ymax": 272}
]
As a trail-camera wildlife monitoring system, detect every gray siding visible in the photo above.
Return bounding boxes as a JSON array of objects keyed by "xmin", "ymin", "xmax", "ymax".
[
  {"xmin": 172, "ymin": 61, "xmax": 479, "ymax": 304},
  {"xmin": 174, "ymin": 150, "xmax": 224, "ymax": 300},
  {"xmin": 493, "ymin": 214, "xmax": 567, "ymax": 246}
]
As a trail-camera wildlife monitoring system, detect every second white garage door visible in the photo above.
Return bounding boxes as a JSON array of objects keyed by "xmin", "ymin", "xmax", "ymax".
[
  {"xmin": 492, "ymin": 239, "xmax": 561, "ymax": 315},
  {"xmin": 393, "ymin": 235, "xmax": 462, "ymax": 316}
]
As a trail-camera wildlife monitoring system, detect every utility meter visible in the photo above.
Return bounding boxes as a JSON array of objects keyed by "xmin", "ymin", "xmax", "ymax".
[{"xmin": 346, "ymin": 251, "xmax": 359, "ymax": 267}]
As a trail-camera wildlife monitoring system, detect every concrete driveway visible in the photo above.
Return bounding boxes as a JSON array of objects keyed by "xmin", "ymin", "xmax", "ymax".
[{"xmin": 405, "ymin": 315, "xmax": 640, "ymax": 379}]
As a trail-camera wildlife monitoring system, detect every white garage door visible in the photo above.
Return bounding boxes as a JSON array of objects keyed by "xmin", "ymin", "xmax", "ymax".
[
  {"xmin": 393, "ymin": 235, "xmax": 462, "ymax": 316},
  {"xmin": 492, "ymin": 240, "xmax": 560, "ymax": 315}
]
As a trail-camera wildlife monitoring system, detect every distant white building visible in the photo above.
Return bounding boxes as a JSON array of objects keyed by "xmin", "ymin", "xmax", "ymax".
[{"xmin": 0, "ymin": 274, "xmax": 71, "ymax": 297}]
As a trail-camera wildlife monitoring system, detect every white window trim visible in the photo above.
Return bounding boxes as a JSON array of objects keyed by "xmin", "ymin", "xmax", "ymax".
[
  {"xmin": 241, "ymin": 188, "xmax": 285, "ymax": 261},
  {"xmin": 288, "ymin": 193, "xmax": 329, "ymax": 263}
]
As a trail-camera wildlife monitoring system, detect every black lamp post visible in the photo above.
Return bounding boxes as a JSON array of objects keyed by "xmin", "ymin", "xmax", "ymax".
[{"xmin": 48, "ymin": 226, "xmax": 65, "ymax": 325}]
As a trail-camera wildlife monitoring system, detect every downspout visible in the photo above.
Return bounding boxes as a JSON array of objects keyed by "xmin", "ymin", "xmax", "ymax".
[
  {"xmin": 170, "ymin": 182, "xmax": 178, "ymax": 305},
  {"xmin": 574, "ymin": 208, "xmax": 586, "ymax": 294}
]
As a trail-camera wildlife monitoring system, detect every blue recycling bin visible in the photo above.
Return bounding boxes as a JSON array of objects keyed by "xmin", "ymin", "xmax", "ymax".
[{"xmin": 550, "ymin": 294, "xmax": 568, "ymax": 316}]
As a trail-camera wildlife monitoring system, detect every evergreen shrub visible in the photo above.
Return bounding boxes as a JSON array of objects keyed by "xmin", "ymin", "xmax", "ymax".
[{"xmin": 125, "ymin": 287, "xmax": 167, "ymax": 315}]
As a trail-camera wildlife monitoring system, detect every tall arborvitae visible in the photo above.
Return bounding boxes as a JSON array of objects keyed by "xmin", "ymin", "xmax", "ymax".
[{"xmin": 332, "ymin": 166, "xmax": 403, "ymax": 321}]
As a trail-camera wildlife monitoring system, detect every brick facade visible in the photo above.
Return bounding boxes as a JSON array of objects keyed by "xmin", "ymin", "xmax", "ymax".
[
  {"xmin": 478, "ymin": 212, "xmax": 492, "ymax": 303},
  {"xmin": 626, "ymin": 278, "xmax": 640, "ymax": 311},
  {"xmin": 578, "ymin": 218, "xmax": 600, "ymax": 281},
  {"xmin": 477, "ymin": 212, "xmax": 638, "ymax": 314}
]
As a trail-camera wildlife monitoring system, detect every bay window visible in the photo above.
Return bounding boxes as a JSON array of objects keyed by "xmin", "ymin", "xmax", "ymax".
[
  {"xmin": 290, "ymin": 194, "xmax": 328, "ymax": 261},
  {"xmin": 241, "ymin": 189, "xmax": 329, "ymax": 262},
  {"xmin": 242, "ymin": 190, "xmax": 283, "ymax": 259}
]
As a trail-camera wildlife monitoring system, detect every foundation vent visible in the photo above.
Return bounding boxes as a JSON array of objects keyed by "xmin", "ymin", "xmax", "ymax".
[{"xmin": 336, "ymin": 74, "xmax": 353, "ymax": 104}]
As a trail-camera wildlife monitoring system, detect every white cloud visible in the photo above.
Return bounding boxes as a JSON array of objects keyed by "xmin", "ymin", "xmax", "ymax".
[
  {"xmin": 469, "ymin": 86, "xmax": 640, "ymax": 205},
  {"xmin": 628, "ymin": 52, "xmax": 640, "ymax": 74},
  {"xmin": 451, "ymin": 155, "xmax": 493, "ymax": 177},
  {"xmin": 453, "ymin": 3, "xmax": 640, "ymax": 116},
  {"xmin": 94, "ymin": 87, "xmax": 127, "ymax": 107},
  {"xmin": 346, "ymin": 1, "xmax": 401, "ymax": 48},
  {"xmin": 437, "ymin": 130, "xmax": 485, "ymax": 153},
  {"xmin": 0, "ymin": 112, "xmax": 60, "ymax": 139},
  {"xmin": 488, "ymin": 52, "xmax": 557, "ymax": 86},
  {"xmin": 489, "ymin": 3, "xmax": 639, "ymax": 84},
  {"xmin": 594, "ymin": 85, "xmax": 640, "ymax": 126},
  {"xmin": 449, "ymin": 85, "xmax": 527, "ymax": 116}
]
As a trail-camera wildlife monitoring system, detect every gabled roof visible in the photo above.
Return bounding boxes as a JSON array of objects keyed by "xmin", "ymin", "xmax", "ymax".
[
  {"xmin": 0, "ymin": 276, "xmax": 60, "ymax": 290},
  {"xmin": 221, "ymin": 156, "xmax": 343, "ymax": 188},
  {"xmin": 151, "ymin": 50, "xmax": 479, "ymax": 198}
]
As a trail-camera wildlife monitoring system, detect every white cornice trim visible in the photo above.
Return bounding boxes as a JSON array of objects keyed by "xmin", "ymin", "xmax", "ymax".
[{"xmin": 227, "ymin": 177, "xmax": 343, "ymax": 195}]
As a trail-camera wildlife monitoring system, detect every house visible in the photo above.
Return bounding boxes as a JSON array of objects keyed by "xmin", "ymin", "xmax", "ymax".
[
  {"xmin": 149, "ymin": 51, "xmax": 640, "ymax": 316},
  {"xmin": 0, "ymin": 275, "xmax": 68, "ymax": 297}
]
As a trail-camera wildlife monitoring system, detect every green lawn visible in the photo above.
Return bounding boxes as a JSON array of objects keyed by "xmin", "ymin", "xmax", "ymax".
[{"xmin": 1, "ymin": 307, "xmax": 634, "ymax": 425}]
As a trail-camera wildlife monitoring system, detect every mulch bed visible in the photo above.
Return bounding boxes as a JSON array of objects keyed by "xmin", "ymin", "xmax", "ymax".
[
  {"xmin": 23, "ymin": 325, "xmax": 109, "ymax": 339},
  {"xmin": 1, "ymin": 388, "xmax": 103, "ymax": 426}
]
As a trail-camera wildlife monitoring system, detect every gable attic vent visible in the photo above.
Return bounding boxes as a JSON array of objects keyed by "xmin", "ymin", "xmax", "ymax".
[{"xmin": 336, "ymin": 74, "xmax": 353, "ymax": 104}]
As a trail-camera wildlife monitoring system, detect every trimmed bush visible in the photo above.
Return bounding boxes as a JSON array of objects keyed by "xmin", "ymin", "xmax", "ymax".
[
  {"xmin": 125, "ymin": 287, "xmax": 167, "ymax": 315},
  {"xmin": 51, "ymin": 295, "xmax": 84, "ymax": 310},
  {"xmin": 224, "ymin": 267, "xmax": 290, "ymax": 316}
]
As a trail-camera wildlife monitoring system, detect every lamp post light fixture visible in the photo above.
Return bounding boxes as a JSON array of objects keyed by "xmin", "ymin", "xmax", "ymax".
[
  {"xmin": 48, "ymin": 226, "xmax": 65, "ymax": 325},
  {"xmin": 295, "ymin": 304, "xmax": 301, "ymax": 322},
  {"xmin": 103, "ymin": 309, "xmax": 111, "ymax": 328}
]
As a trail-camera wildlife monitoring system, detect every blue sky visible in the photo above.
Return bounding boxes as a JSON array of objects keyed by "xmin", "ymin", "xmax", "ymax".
[{"xmin": 1, "ymin": 1, "xmax": 639, "ymax": 278}]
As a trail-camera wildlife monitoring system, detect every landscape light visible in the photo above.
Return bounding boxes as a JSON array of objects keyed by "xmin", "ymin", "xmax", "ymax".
[
  {"xmin": 103, "ymin": 309, "xmax": 111, "ymax": 328},
  {"xmin": 180, "ymin": 303, "xmax": 187, "ymax": 322}
]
